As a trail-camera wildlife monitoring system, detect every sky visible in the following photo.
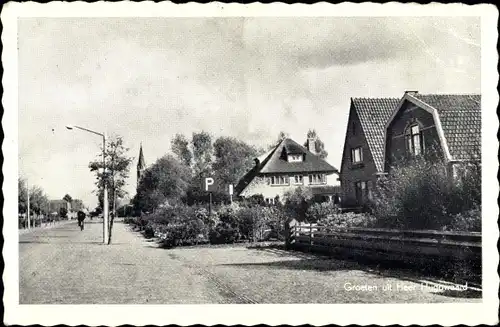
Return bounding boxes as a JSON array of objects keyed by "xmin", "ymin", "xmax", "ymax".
[{"xmin": 18, "ymin": 16, "xmax": 481, "ymax": 208}]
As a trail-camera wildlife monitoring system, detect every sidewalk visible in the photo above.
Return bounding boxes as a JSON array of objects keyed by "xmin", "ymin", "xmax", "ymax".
[
  {"xmin": 18, "ymin": 219, "xmax": 75, "ymax": 235},
  {"xmin": 19, "ymin": 219, "xmax": 226, "ymax": 304}
]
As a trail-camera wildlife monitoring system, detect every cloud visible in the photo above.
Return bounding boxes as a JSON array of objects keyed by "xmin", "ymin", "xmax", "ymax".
[{"xmin": 18, "ymin": 17, "xmax": 481, "ymax": 207}]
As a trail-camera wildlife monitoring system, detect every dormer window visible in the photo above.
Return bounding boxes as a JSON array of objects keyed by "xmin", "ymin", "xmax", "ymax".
[
  {"xmin": 287, "ymin": 154, "xmax": 303, "ymax": 162},
  {"xmin": 405, "ymin": 123, "xmax": 423, "ymax": 156}
]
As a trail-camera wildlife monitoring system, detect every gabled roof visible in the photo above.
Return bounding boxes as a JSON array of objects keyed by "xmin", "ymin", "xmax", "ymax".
[
  {"xmin": 351, "ymin": 97, "xmax": 400, "ymax": 172},
  {"xmin": 413, "ymin": 94, "xmax": 481, "ymax": 161},
  {"xmin": 259, "ymin": 138, "xmax": 337, "ymax": 174},
  {"xmin": 235, "ymin": 138, "xmax": 338, "ymax": 196},
  {"xmin": 386, "ymin": 93, "xmax": 481, "ymax": 161}
]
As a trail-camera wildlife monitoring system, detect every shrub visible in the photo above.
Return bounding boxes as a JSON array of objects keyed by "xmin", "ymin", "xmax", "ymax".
[
  {"xmin": 144, "ymin": 224, "xmax": 155, "ymax": 238},
  {"xmin": 266, "ymin": 206, "xmax": 287, "ymax": 240},
  {"xmin": 236, "ymin": 206, "xmax": 265, "ymax": 241},
  {"xmin": 159, "ymin": 218, "xmax": 208, "ymax": 247},
  {"xmin": 217, "ymin": 204, "xmax": 239, "ymax": 227},
  {"xmin": 59, "ymin": 207, "xmax": 68, "ymax": 218},
  {"xmin": 447, "ymin": 206, "xmax": 481, "ymax": 232},
  {"xmin": 306, "ymin": 202, "xmax": 340, "ymax": 223},
  {"xmin": 209, "ymin": 224, "xmax": 240, "ymax": 244},
  {"xmin": 283, "ymin": 187, "xmax": 313, "ymax": 222},
  {"xmin": 317, "ymin": 212, "xmax": 376, "ymax": 230},
  {"xmin": 371, "ymin": 158, "xmax": 481, "ymax": 231}
]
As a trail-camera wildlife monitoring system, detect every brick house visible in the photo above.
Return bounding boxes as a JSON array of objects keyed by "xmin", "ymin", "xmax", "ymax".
[
  {"xmin": 339, "ymin": 97, "xmax": 400, "ymax": 207},
  {"xmin": 340, "ymin": 91, "xmax": 481, "ymax": 208},
  {"xmin": 236, "ymin": 136, "xmax": 340, "ymax": 204},
  {"xmin": 384, "ymin": 91, "xmax": 481, "ymax": 175}
]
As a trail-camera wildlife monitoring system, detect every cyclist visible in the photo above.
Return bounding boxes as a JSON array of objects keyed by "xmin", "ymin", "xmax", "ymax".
[{"xmin": 77, "ymin": 210, "xmax": 86, "ymax": 231}]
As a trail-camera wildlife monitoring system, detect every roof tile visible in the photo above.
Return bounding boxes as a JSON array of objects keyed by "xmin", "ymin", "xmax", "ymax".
[
  {"xmin": 260, "ymin": 138, "xmax": 338, "ymax": 174},
  {"xmin": 413, "ymin": 94, "xmax": 481, "ymax": 161},
  {"xmin": 351, "ymin": 98, "xmax": 400, "ymax": 172}
]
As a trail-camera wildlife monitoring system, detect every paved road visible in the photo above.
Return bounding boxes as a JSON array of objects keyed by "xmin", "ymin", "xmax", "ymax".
[{"xmin": 20, "ymin": 220, "xmax": 481, "ymax": 304}]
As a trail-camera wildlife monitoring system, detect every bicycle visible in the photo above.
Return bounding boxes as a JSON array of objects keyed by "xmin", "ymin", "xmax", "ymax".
[{"xmin": 77, "ymin": 210, "xmax": 86, "ymax": 231}]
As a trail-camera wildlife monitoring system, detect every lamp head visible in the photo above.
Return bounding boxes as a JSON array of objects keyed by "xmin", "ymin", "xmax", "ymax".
[{"xmin": 65, "ymin": 125, "xmax": 74, "ymax": 130}]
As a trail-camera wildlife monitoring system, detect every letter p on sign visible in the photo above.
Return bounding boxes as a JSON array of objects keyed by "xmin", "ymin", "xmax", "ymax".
[{"xmin": 205, "ymin": 177, "xmax": 215, "ymax": 192}]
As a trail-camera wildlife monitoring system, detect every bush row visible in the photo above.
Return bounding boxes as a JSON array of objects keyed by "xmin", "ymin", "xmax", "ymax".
[
  {"xmin": 128, "ymin": 202, "xmax": 288, "ymax": 247},
  {"xmin": 128, "ymin": 199, "xmax": 480, "ymax": 249},
  {"xmin": 369, "ymin": 159, "xmax": 481, "ymax": 232}
]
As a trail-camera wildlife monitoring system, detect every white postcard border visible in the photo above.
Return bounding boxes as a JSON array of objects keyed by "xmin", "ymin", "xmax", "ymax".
[{"xmin": 2, "ymin": 2, "xmax": 499, "ymax": 326}]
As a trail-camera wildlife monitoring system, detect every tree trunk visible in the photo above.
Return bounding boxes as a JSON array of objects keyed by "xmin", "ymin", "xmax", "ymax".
[
  {"xmin": 108, "ymin": 174, "xmax": 117, "ymax": 244},
  {"xmin": 108, "ymin": 214, "xmax": 115, "ymax": 245}
]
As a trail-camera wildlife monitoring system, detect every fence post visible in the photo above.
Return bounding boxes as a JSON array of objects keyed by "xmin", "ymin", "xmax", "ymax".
[{"xmin": 309, "ymin": 223, "xmax": 313, "ymax": 251}]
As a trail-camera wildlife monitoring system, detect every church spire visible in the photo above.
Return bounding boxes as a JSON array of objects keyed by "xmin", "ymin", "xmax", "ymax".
[{"xmin": 137, "ymin": 143, "xmax": 146, "ymax": 185}]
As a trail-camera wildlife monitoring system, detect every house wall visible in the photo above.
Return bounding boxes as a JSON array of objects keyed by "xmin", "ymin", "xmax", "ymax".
[
  {"xmin": 385, "ymin": 101, "xmax": 444, "ymax": 171},
  {"xmin": 240, "ymin": 172, "xmax": 338, "ymax": 201},
  {"xmin": 339, "ymin": 104, "xmax": 379, "ymax": 207}
]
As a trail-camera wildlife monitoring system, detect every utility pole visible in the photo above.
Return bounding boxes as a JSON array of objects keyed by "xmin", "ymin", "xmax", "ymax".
[
  {"xmin": 65, "ymin": 124, "xmax": 108, "ymax": 244},
  {"xmin": 209, "ymin": 192, "xmax": 212, "ymax": 217},
  {"xmin": 229, "ymin": 184, "xmax": 233, "ymax": 205},
  {"xmin": 103, "ymin": 133, "xmax": 109, "ymax": 244}
]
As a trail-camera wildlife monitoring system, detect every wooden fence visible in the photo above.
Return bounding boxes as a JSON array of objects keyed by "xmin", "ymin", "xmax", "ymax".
[{"xmin": 287, "ymin": 224, "xmax": 481, "ymax": 262}]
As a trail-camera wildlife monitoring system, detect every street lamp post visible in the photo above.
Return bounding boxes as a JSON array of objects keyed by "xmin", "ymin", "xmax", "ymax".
[{"xmin": 66, "ymin": 124, "xmax": 109, "ymax": 244}]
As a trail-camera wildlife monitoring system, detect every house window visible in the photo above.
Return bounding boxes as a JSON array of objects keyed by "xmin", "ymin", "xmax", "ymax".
[
  {"xmin": 309, "ymin": 174, "xmax": 325, "ymax": 185},
  {"xmin": 265, "ymin": 197, "xmax": 275, "ymax": 205},
  {"xmin": 288, "ymin": 154, "xmax": 303, "ymax": 162},
  {"xmin": 293, "ymin": 175, "xmax": 303, "ymax": 184},
  {"xmin": 351, "ymin": 147, "xmax": 363, "ymax": 164},
  {"xmin": 269, "ymin": 175, "xmax": 289, "ymax": 186},
  {"xmin": 405, "ymin": 124, "xmax": 423, "ymax": 156}
]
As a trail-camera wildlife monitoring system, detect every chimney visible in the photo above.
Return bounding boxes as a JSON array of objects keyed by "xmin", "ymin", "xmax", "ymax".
[
  {"xmin": 404, "ymin": 90, "xmax": 418, "ymax": 95},
  {"xmin": 307, "ymin": 136, "xmax": 316, "ymax": 154}
]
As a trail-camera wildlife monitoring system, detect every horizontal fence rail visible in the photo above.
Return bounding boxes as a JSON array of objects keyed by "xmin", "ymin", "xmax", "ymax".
[{"xmin": 288, "ymin": 224, "xmax": 481, "ymax": 261}]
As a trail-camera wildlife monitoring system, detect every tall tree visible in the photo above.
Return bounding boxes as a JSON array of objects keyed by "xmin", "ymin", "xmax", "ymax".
[
  {"xmin": 63, "ymin": 194, "xmax": 73, "ymax": 203},
  {"xmin": 71, "ymin": 199, "xmax": 84, "ymax": 212},
  {"xmin": 18, "ymin": 178, "xmax": 49, "ymax": 215},
  {"xmin": 89, "ymin": 135, "xmax": 133, "ymax": 244},
  {"xmin": 304, "ymin": 129, "xmax": 328, "ymax": 159},
  {"xmin": 18, "ymin": 177, "xmax": 28, "ymax": 214},
  {"xmin": 31, "ymin": 186, "xmax": 50, "ymax": 215},
  {"xmin": 171, "ymin": 133, "xmax": 193, "ymax": 167},
  {"xmin": 133, "ymin": 155, "xmax": 192, "ymax": 213},
  {"xmin": 212, "ymin": 136, "xmax": 260, "ymax": 191},
  {"xmin": 191, "ymin": 131, "xmax": 213, "ymax": 184}
]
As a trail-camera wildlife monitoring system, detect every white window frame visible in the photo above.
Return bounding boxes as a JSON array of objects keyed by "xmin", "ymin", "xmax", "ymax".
[
  {"xmin": 351, "ymin": 147, "xmax": 363, "ymax": 164},
  {"xmin": 308, "ymin": 174, "xmax": 326, "ymax": 185},
  {"xmin": 405, "ymin": 123, "xmax": 423, "ymax": 156},
  {"xmin": 265, "ymin": 197, "xmax": 275, "ymax": 205},
  {"xmin": 293, "ymin": 175, "xmax": 303, "ymax": 185},
  {"xmin": 288, "ymin": 154, "xmax": 303, "ymax": 162},
  {"xmin": 269, "ymin": 175, "xmax": 289, "ymax": 186}
]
